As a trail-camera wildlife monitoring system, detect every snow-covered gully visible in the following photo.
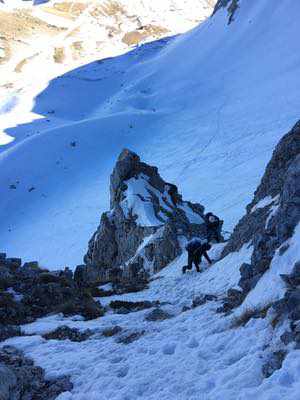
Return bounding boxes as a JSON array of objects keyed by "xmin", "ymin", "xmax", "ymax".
[{"xmin": 3, "ymin": 237, "xmax": 300, "ymax": 400}]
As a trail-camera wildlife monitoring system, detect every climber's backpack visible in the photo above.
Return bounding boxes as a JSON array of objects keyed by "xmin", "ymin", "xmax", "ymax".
[{"xmin": 185, "ymin": 238, "xmax": 205, "ymax": 253}]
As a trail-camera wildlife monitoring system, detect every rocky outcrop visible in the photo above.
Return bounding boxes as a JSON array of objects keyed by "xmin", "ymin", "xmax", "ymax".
[
  {"xmin": 213, "ymin": 0, "xmax": 239, "ymax": 24},
  {"xmin": 0, "ymin": 254, "xmax": 104, "ymax": 331},
  {"xmin": 43, "ymin": 326, "xmax": 93, "ymax": 342},
  {"xmin": 223, "ymin": 121, "xmax": 300, "ymax": 259},
  {"xmin": 83, "ymin": 149, "xmax": 207, "ymax": 286},
  {"xmin": 0, "ymin": 346, "xmax": 73, "ymax": 400},
  {"xmin": 219, "ymin": 121, "xmax": 300, "ymax": 313}
]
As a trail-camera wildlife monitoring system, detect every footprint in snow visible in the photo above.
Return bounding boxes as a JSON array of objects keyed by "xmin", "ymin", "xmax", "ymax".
[
  {"xmin": 162, "ymin": 343, "xmax": 177, "ymax": 355},
  {"xmin": 116, "ymin": 365, "xmax": 129, "ymax": 378},
  {"xmin": 187, "ymin": 337, "xmax": 199, "ymax": 349},
  {"xmin": 110, "ymin": 356, "xmax": 123, "ymax": 364}
]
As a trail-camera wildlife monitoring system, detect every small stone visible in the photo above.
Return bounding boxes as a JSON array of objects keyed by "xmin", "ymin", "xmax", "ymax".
[
  {"xmin": 145, "ymin": 308, "xmax": 172, "ymax": 322},
  {"xmin": 102, "ymin": 326, "xmax": 122, "ymax": 337},
  {"xmin": 117, "ymin": 331, "xmax": 144, "ymax": 345}
]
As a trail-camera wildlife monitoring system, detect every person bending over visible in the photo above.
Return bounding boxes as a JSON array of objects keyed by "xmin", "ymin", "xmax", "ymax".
[{"xmin": 182, "ymin": 238, "xmax": 212, "ymax": 274}]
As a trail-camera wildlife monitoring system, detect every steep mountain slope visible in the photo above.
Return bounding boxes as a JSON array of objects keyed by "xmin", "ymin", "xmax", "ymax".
[
  {"xmin": 1, "ymin": 121, "xmax": 299, "ymax": 399},
  {"xmin": 1, "ymin": 0, "xmax": 300, "ymax": 268}
]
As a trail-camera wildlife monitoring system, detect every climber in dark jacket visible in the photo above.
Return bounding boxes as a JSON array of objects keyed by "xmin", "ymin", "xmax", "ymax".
[
  {"xmin": 182, "ymin": 238, "xmax": 212, "ymax": 274},
  {"xmin": 205, "ymin": 212, "xmax": 223, "ymax": 243}
]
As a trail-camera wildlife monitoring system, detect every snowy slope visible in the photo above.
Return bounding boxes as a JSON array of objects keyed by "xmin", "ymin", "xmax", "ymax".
[
  {"xmin": 4, "ymin": 231, "xmax": 300, "ymax": 399},
  {"xmin": 1, "ymin": 0, "xmax": 300, "ymax": 268}
]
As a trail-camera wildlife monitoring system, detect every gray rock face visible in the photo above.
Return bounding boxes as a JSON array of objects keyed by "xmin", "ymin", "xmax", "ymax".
[
  {"xmin": 251, "ymin": 121, "xmax": 300, "ymax": 210},
  {"xmin": 84, "ymin": 149, "xmax": 207, "ymax": 287},
  {"xmin": 219, "ymin": 121, "xmax": 300, "ymax": 313},
  {"xmin": 0, "ymin": 346, "xmax": 73, "ymax": 400},
  {"xmin": 222, "ymin": 120, "xmax": 300, "ymax": 258}
]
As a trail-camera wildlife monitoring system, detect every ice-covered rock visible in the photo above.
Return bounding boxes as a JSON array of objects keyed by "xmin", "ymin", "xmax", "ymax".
[{"xmin": 83, "ymin": 149, "xmax": 207, "ymax": 286}]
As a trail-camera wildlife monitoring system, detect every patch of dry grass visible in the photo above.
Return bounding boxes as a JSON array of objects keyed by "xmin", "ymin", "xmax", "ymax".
[
  {"xmin": 53, "ymin": 47, "xmax": 65, "ymax": 63},
  {"xmin": 231, "ymin": 305, "xmax": 271, "ymax": 328},
  {"xmin": 122, "ymin": 25, "xmax": 169, "ymax": 46},
  {"xmin": 43, "ymin": 2, "xmax": 87, "ymax": 20},
  {"xmin": 91, "ymin": 1, "xmax": 126, "ymax": 18}
]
